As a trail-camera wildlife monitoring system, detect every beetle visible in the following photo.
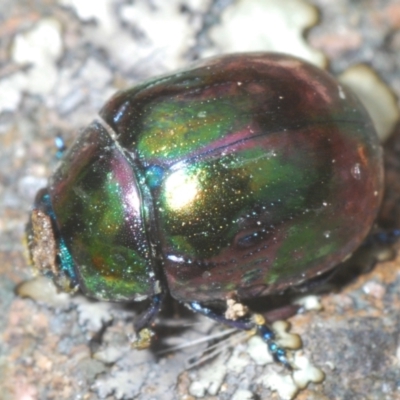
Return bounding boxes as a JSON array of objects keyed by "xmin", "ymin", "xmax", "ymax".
[{"xmin": 26, "ymin": 52, "xmax": 383, "ymax": 367}]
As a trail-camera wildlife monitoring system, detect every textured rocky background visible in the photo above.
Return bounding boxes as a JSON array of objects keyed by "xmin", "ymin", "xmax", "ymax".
[{"xmin": 1, "ymin": 0, "xmax": 400, "ymax": 399}]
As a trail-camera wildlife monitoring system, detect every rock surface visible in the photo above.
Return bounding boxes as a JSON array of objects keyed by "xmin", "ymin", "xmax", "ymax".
[{"xmin": 1, "ymin": 0, "xmax": 400, "ymax": 399}]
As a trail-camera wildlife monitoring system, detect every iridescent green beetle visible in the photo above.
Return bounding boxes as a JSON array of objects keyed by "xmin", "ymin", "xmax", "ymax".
[{"xmin": 26, "ymin": 53, "xmax": 383, "ymax": 366}]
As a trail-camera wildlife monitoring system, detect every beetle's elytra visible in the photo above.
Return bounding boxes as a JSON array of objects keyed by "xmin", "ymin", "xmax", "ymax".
[{"xmin": 26, "ymin": 52, "xmax": 383, "ymax": 366}]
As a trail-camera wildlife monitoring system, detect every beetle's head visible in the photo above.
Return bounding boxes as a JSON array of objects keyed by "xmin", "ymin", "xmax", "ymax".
[{"xmin": 26, "ymin": 188, "xmax": 78, "ymax": 293}]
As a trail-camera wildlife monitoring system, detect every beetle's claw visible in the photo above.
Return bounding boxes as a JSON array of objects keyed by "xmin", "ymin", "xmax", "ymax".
[{"xmin": 268, "ymin": 341, "xmax": 292, "ymax": 370}]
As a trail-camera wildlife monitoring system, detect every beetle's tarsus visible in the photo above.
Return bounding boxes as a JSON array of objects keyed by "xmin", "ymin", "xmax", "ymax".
[
  {"xmin": 187, "ymin": 301, "xmax": 292, "ymax": 368},
  {"xmin": 256, "ymin": 323, "xmax": 292, "ymax": 369}
]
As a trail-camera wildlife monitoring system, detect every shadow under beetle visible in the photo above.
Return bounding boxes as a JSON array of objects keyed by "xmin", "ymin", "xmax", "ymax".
[{"xmin": 26, "ymin": 52, "xmax": 384, "ymax": 367}]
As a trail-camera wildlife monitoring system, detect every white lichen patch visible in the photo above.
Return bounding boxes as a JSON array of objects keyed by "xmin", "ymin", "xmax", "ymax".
[
  {"xmin": 188, "ymin": 362, "xmax": 227, "ymax": 397},
  {"xmin": 93, "ymin": 344, "xmax": 130, "ymax": 364},
  {"xmin": 59, "ymin": 0, "xmax": 115, "ymax": 32},
  {"xmin": 12, "ymin": 18, "xmax": 62, "ymax": 66},
  {"xmin": 247, "ymin": 336, "xmax": 274, "ymax": 365},
  {"xmin": 17, "ymin": 276, "xmax": 71, "ymax": 309},
  {"xmin": 0, "ymin": 18, "xmax": 63, "ymax": 112},
  {"xmin": 273, "ymin": 321, "xmax": 302, "ymax": 350},
  {"xmin": 186, "ymin": 333, "xmax": 250, "ymax": 397},
  {"xmin": 258, "ymin": 369, "xmax": 299, "ymax": 400},
  {"xmin": 292, "ymin": 351, "xmax": 325, "ymax": 389},
  {"xmin": 208, "ymin": 0, "xmax": 326, "ymax": 67},
  {"xmin": 60, "ymin": 0, "xmax": 210, "ymax": 75},
  {"xmin": 257, "ymin": 350, "xmax": 324, "ymax": 400},
  {"xmin": 189, "ymin": 380, "xmax": 208, "ymax": 398},
  {"xmin": 119, "ymin": 1, "xmax": 197, "ymax": 64},
  {"xmin": 339, "ymin": 64, "xmax": 399, "ymax": 142},
  {"xmin": 232, "ymin": 389, "xmax": 255, "ymax": 400},
  {"xmin": 226, "ymin": 346, "xmax": 252, "ymax": 374},
  {"xmin": 74, "ymin": 296, "xmax": 114, "ymax": 332},
  {"xmin": 0, "ymin": 74, "xmax": 26, "ymax": 113},
  {"xmin": 295, "ymin": 295, "xmax": 323, "ymax": 311},
  {"xmin": 93, "ymin": 367, "xmax": 151, "ymax": 399}
]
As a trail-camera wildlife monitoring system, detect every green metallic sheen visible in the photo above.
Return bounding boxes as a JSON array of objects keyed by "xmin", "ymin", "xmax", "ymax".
[
  {"xmin": 96, "ymin": 52, "xmax": 383, "ymax": 303},
  {"xmin": 48, "ymin": 122, "xmax": 156, "ymax": 301}
]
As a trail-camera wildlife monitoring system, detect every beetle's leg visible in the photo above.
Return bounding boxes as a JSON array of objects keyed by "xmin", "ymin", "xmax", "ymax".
[
  {"xmin": 363, "ymin": 229, "xmax": 400, "ymax": 246},
  {"xmin": 134, "ymin": 292, "xmax": 165, "ymax": 333},
  {"xmin": 188, "ymin": 301, "xmax": 291, "ymax": 368},
  {"xmin": 131, "ymin": 292, "xmax": 165, "ymax": 350}
]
